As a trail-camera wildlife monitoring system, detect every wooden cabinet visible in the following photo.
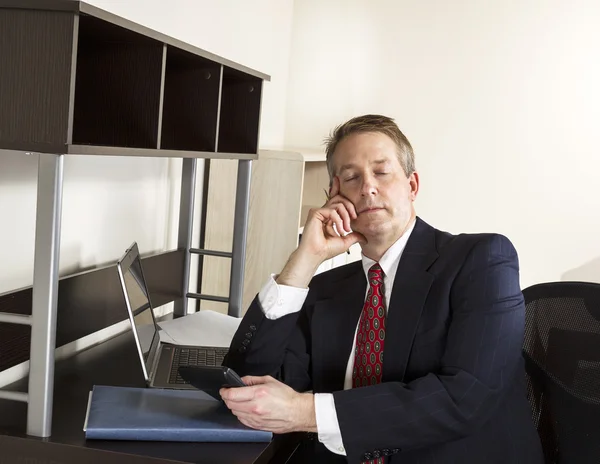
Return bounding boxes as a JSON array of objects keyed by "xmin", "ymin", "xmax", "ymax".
[{"xmin": 0, "ymin": 2, "xmax": 267, "ymax": 158}]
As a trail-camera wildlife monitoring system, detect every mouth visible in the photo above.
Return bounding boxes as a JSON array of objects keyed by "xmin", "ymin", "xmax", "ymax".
[{"xmin": 358, "ymin": 207, "xmax": 384, "ymax": 215}]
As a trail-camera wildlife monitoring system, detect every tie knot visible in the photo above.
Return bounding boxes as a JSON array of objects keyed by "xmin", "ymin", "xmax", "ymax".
[{"xmin": 368, "ymin": 263, "xmax": 384, "ymax": 283}]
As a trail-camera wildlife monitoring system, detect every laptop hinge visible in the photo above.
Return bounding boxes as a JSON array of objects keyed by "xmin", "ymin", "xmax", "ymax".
[{"xmin": 146, "ymin": 331, "xmax": 162, "ymax": 385}]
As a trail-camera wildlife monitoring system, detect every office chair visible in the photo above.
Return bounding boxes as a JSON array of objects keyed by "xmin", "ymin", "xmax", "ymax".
[{"xmin": 522, "ymin": 281, "xmax": 600, "ymax": 464}]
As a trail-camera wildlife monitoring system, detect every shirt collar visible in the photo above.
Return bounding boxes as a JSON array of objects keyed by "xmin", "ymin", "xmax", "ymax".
[{"xmin": 361, "ymin": 218, "xmax": 417, "ymax": 279}]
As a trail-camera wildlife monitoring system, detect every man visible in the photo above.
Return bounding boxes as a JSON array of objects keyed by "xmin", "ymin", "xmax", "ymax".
[{"xmin": 220, "ymin": 115, "xmax": 543, "ymax": 463}]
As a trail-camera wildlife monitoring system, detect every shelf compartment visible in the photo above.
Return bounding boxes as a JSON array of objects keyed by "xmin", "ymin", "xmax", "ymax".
[
  {"xmin": 217, "ymin": 67, "xmax": 262, "ymax": 155},
  {"xmin": 71, "ymin": 14, "xmax": 163, "ymax": 149},
  {"xmin": 160, "ymin": 46, "xmax": 221, "ymax": 152}
]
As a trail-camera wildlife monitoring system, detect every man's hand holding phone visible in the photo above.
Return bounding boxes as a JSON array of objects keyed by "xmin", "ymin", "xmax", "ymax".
[{"xmin": 219, "ymin": 375, "xmax": 317, "ymax": 434}]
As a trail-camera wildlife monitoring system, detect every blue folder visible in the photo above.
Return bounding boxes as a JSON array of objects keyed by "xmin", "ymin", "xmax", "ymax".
[{"xmin": 84, "ymin": 385, "xmax": 272, "ymax": 443}]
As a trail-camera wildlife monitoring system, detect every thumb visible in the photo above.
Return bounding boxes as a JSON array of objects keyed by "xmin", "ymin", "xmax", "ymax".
[{"xmin": 342, "ymin": 231, "xmax": 367, "ymax": 248}]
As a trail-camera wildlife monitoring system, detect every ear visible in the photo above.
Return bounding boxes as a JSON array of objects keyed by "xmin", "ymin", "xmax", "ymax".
[{"xmin": 408, "ymin": 172, "xmax": 420, "ymax": 200}]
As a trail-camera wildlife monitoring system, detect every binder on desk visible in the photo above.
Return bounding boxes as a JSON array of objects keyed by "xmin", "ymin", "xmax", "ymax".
[{"xmin": 83, "ymin": 385, "xmax": 272, "ymax": 443}]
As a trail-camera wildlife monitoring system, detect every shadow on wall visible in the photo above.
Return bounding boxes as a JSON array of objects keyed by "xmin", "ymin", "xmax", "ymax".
[
  {"xmin": 63, "ymin": 154, "xmax": 169, "ymax": 181},
  {"xmin": 0, "ymin": 149, "xmax": 171, "ymax": 184},
  {"xmin": 0, "ymin": 150, "xmax": 38, "ymax": 184},
  {"xmin": 562, "ymin": 257, "xmax": 600, "ymax": 284}
]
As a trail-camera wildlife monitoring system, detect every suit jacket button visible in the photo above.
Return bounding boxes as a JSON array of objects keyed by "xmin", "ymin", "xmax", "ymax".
[
  {"xmin": 392, "ymin": 448, "xmax": 400, "ymax": 454},
  {"xmin": 242, "ymin": 339, "xmax": 250, "ymax": 346},
  {"xmin": 249, "ymin": 324, "xmax": 257, "ymax": 331},
  {"xmin": 372, "ymin": 450, "xmax": 381, "ymax": 458},
  {"xmin": 245, "ymin": 332, "xmax": 253, "ymax": 339},
  {"xmin": 238, "ymin": 346, "xmax": 247, "ymax": 353},
  {"xmin": 382, "ymin": 449, "xmax": 390, "ymax": 456},
  {"xmin": 363, "ymin": 452, "xmax": 373, "ymax": 460}
]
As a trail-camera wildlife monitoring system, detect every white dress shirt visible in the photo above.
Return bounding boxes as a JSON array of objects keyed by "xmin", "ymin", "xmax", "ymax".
[{"xmin": 257, "ymin": 220, "xmax": 416, "ymax": 456}]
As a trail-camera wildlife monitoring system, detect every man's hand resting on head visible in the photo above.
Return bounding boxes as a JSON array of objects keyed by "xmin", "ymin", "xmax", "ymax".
[
  {"xmin": 277, "ymin": 176, "xmax": 367, "ymax": 289},
  {"xmin": 220, "ymin": 376, "xmax": 318, "ymax": 434}
]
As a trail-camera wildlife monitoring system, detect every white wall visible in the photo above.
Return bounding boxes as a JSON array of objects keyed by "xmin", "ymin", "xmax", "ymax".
[
  {"xmin": 88, "ymin": 0, "xmax": 294, "ymax": 151},
  {"xmin": 285, "ymin": 0, "xmax": 600, "ymax": 288},
  {"xmin": 0, "ymin": 0, "xmax": 294, "ymax": 296}
]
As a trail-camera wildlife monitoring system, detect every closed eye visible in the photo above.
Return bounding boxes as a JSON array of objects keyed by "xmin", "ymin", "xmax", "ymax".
[{"xmin": 344, "ymin": 176, "xmax": 358, "ymax": 182}]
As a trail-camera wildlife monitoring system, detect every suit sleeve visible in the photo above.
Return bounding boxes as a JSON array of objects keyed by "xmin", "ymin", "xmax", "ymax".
[
  {"xmin": 332, "ymin": 234, "xmax": 527, "ymax": 462},
  {"xmin": 222, "ymin": 292, "xmax": 313, "ymax": 394}
]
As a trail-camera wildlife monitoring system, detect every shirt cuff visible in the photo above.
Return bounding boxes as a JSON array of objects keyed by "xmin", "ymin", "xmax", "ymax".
[
  {"xmin": 314, "ymin": 393, "xmax": 346, "ymax": 456},
  {"xmin": 258, "ymin": 274, "xmax": 309, "ymax": 320}
]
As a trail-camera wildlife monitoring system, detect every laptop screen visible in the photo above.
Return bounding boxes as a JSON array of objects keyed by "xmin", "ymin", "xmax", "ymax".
[{"xmin": 117, "ymin": 243, "xmax": 159, "ymax": 369}]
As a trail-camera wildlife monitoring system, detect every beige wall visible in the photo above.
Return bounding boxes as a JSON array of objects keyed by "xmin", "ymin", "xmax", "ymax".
[{"xmin": 285, "ymin": 0, "xmax": 600, "ymax": 288}]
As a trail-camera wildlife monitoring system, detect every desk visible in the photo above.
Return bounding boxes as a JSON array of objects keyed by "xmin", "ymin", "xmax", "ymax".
[
  {"xmin": 0, "ymin": 1, "xmax": 270, "ymax": 438},
  {"xmin": 0, "ymin": 330, "xmax": 269, "ymax": 464}
]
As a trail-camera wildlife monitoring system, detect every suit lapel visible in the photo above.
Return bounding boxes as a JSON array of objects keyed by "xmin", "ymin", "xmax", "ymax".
[
  {"xmin": 382, "ymin": 217, "xmax": 438, "ymax": 383},
  {"xmin": 313, "ymin": 265, "xmax": 366, "ymax": 392}
]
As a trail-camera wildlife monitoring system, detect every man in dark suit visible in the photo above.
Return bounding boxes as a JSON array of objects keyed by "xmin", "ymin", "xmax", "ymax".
[{"xmin": 220, "ymin": 115, "xmax": 543, "ymax": 463}]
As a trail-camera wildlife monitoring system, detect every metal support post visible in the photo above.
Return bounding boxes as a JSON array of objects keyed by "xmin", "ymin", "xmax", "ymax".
[
  {"xmin": 0, "ymin": 391, "xmax": 28, "ymax": 403},
  {"xmin": 26, "ymin": 154, "xmax": 64, "ymax": 437},
  {"xmin": 173, "ymin": 158, "xmax": 197, "ymax": 317},
  {"xmin": 228, "ymin": 160, "xmax": 252, "ymax": 318},
  {"xmin": 0, "ymin": 313, "xmax": 32, "ymax": 325}
]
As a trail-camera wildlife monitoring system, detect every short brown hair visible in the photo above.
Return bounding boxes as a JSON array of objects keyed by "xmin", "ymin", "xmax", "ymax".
[{"xmin": 324, "ymin": 114, "xmax": 415, "ymax": 182}]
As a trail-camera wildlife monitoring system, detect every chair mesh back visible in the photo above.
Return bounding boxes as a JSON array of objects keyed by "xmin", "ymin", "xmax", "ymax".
[{"xmin": 523, "ymin": 282, "xmax": 600, "ymax": 464}]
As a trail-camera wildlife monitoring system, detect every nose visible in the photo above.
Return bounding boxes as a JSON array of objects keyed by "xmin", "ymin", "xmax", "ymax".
[{"xmin": 360, "ymin": 174, "xmax": 377, "ymax": 197}]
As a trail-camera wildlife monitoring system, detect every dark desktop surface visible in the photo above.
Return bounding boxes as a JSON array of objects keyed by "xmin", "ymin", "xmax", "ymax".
[{"xmin": 0, "ymin": 329, "xmax": 270, "ymax": 464}]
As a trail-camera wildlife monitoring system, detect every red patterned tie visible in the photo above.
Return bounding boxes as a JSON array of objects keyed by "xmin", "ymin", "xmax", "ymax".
[{"xmin": 353, "ymin": 264, "xmax": 386, "ymax": 464}]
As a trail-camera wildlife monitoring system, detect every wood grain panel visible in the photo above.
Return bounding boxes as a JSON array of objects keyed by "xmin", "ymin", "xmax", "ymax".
[
  {"xmin": 0, "ymin": 8, "xmax": 74, "ymax": 151},
  {"xmin": 243, "ymin": 154, "xmax": 304, "ymax": 310},
  {"xmin": 300, "ymin": 161, "xmax": 329, "ymax": 227},
  {"xmin": 72, "ymin": 14, "xmax": 163, "ymax": 148},
  {"xmin": 0, "ymin": 250, "xmax": 183, "ymax": 372},
  {"xmin": 201, "ymin": 152, "xmax": 305, "ymax": 314},
  {"xmin": 200, "ymin": 160, "xmax": 237, "ymax": 314}
]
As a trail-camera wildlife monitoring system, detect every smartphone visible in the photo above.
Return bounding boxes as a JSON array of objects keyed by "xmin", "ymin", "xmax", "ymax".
[{"xmin": 178, "ymin": 365, "xmax": 246, "ymax": 400}]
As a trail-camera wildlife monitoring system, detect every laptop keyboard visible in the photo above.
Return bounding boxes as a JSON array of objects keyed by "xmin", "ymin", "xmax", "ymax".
[{"xmin": 169, "ymin": 346, "xmax": 230, "ymax": 385}]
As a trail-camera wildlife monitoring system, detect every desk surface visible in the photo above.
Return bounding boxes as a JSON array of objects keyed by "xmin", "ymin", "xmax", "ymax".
[{"xmin": 0, "ymin": 329, "xmax": 269, "ymax": 464}]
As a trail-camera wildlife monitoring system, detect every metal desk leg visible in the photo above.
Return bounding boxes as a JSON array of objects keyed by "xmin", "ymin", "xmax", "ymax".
[
  {"xmin": 228, "ymin": 159, "xmax": 252, "ymax": 318},
  {"xmin": 173, "ymin": 158, "xmax": 197, "ymax": 317},
  {"xmin": 27, "ymin": 154, "xmax": 64, "ymax": 437}
]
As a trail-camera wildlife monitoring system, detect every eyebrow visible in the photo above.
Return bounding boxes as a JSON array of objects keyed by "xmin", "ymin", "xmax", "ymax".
[{"xmin": 338, "ymin": 159, "xmax": 389, "ymax": 174}]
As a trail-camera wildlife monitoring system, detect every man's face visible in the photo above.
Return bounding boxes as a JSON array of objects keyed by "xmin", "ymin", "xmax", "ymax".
[{"xmin": 332, "ymin": 132, "xmax": 419, "ymax": 244}]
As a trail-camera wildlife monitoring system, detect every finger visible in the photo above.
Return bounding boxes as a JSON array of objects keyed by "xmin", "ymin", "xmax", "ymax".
[
  {"xmin": 332, "ymin": 203, "xmax": 352, "ymax": 233},
  {"xmin": 325, "ymin": 219, "xmax": 341, "ymax": 239},
  {"xmin": 335, "ymin": 196, "xmax": 358, "ymax": 220},
  {"xmin": 223, "ymin": 399, "xmax": 257, "ymax": 414},
  {"xmin": 327, "ymin": 196, "xmax": 357, "ymax": 222},
  {"xmin": 324, "ymin": 210, "xmax": 344, "ymax": 238},
  {"xmin": 328, "ymin": 176, "xmax": 340, "ymax": 199},
  {"xmin": 236, "ymin": 415, "xmax": 262, "ymax": 430},
  {"xmin": 326, "ymin": 178, "xmax": 357, "ymax": 220},
  {"xmin": 220, "ymin": 385, "xmax": 256, "ymax": 402},
  {"xmin": 241, "ymin": 375, "xmax": 275, "ymax": 386},
  {"xmin": 325, "ymin": 220, "xmax": 335, "ymax": 238}
]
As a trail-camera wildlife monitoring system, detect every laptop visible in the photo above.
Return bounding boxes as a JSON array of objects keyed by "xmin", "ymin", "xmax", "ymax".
[{"xmin": 116, "ymin": 242, "xmax": 230, "ymax": 389}]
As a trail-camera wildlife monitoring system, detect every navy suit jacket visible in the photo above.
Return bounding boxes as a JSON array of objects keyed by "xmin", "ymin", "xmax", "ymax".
[{"xmin": 224, "ymin": 217, "xmax": 543, "ymax": 463}]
